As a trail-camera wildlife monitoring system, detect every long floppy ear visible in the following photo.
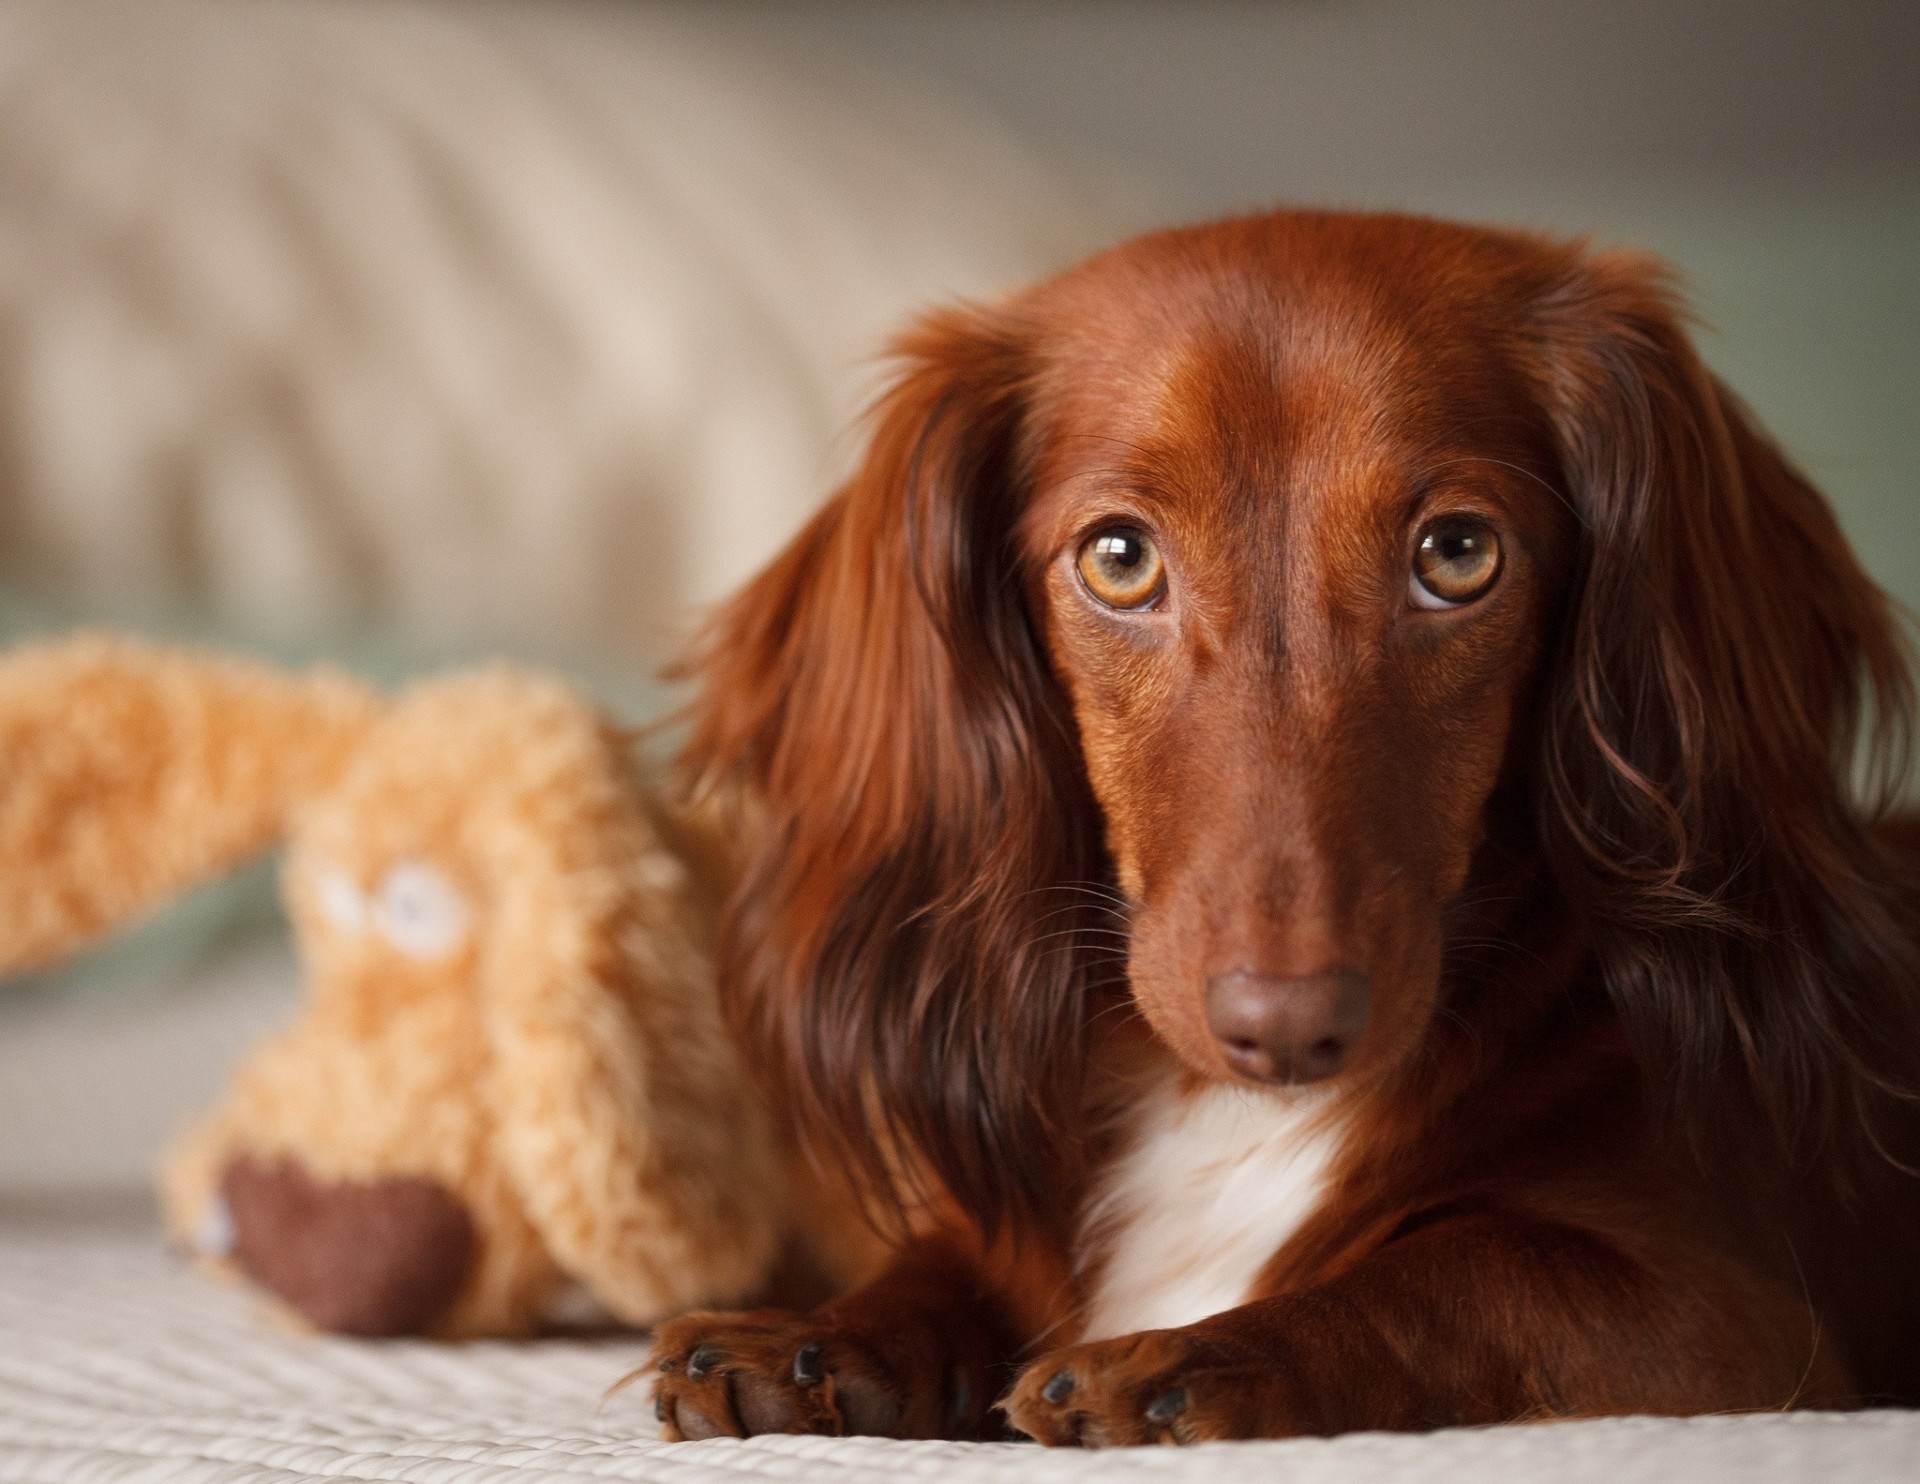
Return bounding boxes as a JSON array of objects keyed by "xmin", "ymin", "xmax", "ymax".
[
  {"xmin": 680, "ymin": 306, "xmax": 1107, "ymax": 1237},
  {"xmin": 1524, "ymin": 250, "xmax": 1920, "ymax": 1166},
  {"xmin": 441, "ymin": 672, "xmax": 787, "ymax": 1322},
  {"xmin": 0, "ymin": 633, "xmax": 378, "ymax": 975}
]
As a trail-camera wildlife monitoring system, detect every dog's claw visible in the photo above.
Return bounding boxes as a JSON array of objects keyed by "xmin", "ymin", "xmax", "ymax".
[
  {"xmin": 1004, "ymin": 1330, "xmax": 1235, "ymax": 1447},
  {"xmin": 649, "ymin": 1310, "xmax": 916, "ymax": 1440}
]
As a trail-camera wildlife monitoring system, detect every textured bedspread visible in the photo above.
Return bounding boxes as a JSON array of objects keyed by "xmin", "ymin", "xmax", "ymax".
[{"xmin": 2, "ymin": 1202, "xmax": 1916, "ymax": 1483}]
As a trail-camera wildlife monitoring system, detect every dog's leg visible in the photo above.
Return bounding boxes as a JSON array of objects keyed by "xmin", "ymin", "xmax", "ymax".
[
  {"xmin": 648, "ymin": 1234, "xmax": 1019, "ymax": 1440},
  {"xmin": 1002, "ymin": 1210, "xmax": 1845, "ymax": 1444}
]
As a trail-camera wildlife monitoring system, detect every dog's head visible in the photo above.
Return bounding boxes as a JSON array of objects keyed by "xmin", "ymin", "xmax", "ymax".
[{"xmin": 686, "ymin": 211, "xmax": 1914, "ymax": 1229}]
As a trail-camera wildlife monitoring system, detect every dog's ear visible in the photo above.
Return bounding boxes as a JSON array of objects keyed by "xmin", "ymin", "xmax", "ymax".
[
  {"xmin": 1525, "ymin": 250, "xmax": 1920, "ymax": 1163},
  {"xmin": 681, "ymin": 305, "xmax": 1106, "ymax": 1237},
  {"xmin": 0, "ymin": 633, "xmax": 377, "ymax": 975}
]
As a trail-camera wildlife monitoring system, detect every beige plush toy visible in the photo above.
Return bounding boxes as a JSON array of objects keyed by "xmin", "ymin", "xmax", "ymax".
[{"xmin": 0, "ymin": 632, "xmax": 814, "ymax": 1338}]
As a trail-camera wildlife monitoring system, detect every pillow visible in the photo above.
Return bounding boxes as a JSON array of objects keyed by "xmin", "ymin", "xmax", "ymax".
[{"xmin": 0, "ymin": 0, "xmax": 1119, "ymax": 662}]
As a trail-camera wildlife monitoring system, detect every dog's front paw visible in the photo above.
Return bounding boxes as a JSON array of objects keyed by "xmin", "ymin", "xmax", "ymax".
[
  {"xmin": 1003, "ymin": 1328, "xmax": 1270, "ymax": 1446},
  {"xmin": 646, "ymin": 1309, "xmax": 904, "ymax": 1440}
]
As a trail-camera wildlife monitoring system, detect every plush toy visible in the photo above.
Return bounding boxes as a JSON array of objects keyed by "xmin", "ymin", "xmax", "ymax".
[{"xmin": 0, "ymin": 632, "xmax": 850, "ymax": 1338}]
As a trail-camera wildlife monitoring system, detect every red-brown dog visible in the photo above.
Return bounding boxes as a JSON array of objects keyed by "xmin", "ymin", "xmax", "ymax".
[{"xmin": 652, "ymin": 210, "xmax": 1920, "ymax": 1444}]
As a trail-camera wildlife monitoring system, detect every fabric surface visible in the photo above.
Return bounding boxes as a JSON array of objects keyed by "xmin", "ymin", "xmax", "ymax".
[
  {"xmin": 0, "ymin": 0, "xmax": 1115, "ymax": 661},
  {"xmin": 2, "ymin": 1203, "xmax": 1916, "ymax": 1484},
  {"xmin": 0, "ymin": 948, "xmax": 299, "ymax": 1193}
]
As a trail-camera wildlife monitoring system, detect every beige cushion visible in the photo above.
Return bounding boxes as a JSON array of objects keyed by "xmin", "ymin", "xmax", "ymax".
[{"xmin": 0, "ymin": 0, "xmax": 1115, "ymax": 659}]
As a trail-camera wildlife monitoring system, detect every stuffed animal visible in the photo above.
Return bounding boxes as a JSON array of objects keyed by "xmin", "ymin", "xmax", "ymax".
[{"xmin": 0, "ymin": 632, "xmax": 846, "ymax": 1338}]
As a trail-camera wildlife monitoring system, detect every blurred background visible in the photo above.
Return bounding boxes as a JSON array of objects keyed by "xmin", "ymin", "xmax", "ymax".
[{"xmin": 1, "ymin": 0, "xmax": 1915, "ymax": 1197}]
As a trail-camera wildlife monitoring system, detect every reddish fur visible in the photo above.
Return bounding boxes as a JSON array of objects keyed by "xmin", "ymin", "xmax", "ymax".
[{"xmin": 655, "ymin": 210, "xmax": 1920, "ymax": 1444}]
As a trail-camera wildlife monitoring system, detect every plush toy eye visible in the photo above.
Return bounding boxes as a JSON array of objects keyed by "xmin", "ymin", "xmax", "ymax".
[
  {"xmin": 373, "ymin": 860, "xmax": 471, "ymax": 960},
  {"xmin": 315, "ymin": 867, "xmax": 368, "ymax": 934},
  {"xmin": 1076, "ymin": 525, "xmax": 1166, "ymax": 610},
  {"xmin": 193, "ymin": 1192, "xmax": 236, "ymax": 1258},
  {"xmin": 1411, "ymin": 516, "xmax": 1503, "ymax": 608}
]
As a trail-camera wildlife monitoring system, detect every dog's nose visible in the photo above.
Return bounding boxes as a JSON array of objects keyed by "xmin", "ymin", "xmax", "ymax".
[
  {"xmin": 1204, "ymin": 969, "xmax": 1371, "ymax": 1084},
  {"xmin": 221, "ymin": 1156, "xmax": 474, "ymax": 1336}
]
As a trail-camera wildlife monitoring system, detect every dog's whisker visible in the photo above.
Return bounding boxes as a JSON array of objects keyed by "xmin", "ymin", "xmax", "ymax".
[{"xmin": 1408, "ymin": 453, "xmax": 1583, "ymax": 524}]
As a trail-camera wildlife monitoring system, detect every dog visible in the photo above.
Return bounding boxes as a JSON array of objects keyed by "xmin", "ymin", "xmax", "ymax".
[{"xmin": 648, "ymin": 209, "xmax": 1920, "ymax": 1444}]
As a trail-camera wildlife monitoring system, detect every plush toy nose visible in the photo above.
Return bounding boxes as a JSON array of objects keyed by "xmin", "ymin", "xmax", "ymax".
[
  {"xmin": 1205, "ymin": 969, "xmax": 1371, "ymax": 1084},
  {"xmin": 220, "ymin": 1156, "xmax": 474, "ymax": 1337}
]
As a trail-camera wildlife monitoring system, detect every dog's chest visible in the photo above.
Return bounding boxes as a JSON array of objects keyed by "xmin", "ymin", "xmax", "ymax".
[{"xmin": 1077, "ymin": 1083, "xmax": 1342, "ymax": 1342}]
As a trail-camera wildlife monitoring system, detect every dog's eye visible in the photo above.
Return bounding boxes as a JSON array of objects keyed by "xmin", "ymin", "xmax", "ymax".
[
  {"xmin": 1411, "ymin": 516, "xmax": 1502, "ymax": 608},
  {"xmin": 1076, "ymin": 526, "xmax": 1165, "ymax": 610}
]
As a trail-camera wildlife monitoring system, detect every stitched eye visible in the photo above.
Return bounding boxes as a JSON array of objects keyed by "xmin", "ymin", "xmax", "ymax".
[
  {"xmin": 1411, "ymin": 516, "xmax": 1502, "ymax": 608},
  {"xmin": 373, "ymin": 860, "xmax": 471, "ymax": 960},
  {"xmin": 1076, "ymin": 526, "xmax": 1166, "ymax": 610},
  {"xmin": 314, "ymin": 866, "xmax": 368, "ymax": 934}
]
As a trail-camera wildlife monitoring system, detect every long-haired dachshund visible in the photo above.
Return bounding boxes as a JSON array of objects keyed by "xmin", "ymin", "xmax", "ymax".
[{"xmin": 650, "ymin": 210, "xmax": 1920, "ymax": 1444}]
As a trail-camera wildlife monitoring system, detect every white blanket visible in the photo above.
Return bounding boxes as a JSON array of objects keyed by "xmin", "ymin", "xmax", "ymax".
[{"xmin": 2, "ymin": 1202, "xmax": 1915, "ymax": 1484}]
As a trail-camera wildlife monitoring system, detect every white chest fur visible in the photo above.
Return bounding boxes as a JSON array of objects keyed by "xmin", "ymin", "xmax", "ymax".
[{"xmin": 1078, "ymin": 1082, "xmax": 1344, "ymax": 1342}]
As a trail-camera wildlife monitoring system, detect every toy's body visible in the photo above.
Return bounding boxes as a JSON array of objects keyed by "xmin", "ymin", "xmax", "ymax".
[{"xmin": 0, "ymin": 635, "xmax": 869, "ymax": 1337}]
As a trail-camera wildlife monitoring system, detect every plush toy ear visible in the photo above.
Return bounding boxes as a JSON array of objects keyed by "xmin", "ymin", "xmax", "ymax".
[
  {"xmin": 0, "ymin": 632, "xmax": 379, "ymax": 976},
  {"xmin": 460, "ymin": 675, "xmax": 787, "ymax": 1324}
]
